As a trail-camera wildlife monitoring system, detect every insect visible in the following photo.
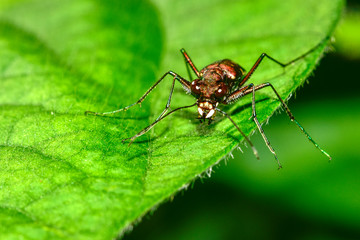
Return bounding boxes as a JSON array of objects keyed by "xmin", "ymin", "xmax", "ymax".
[{"xmin": 86, "ymin": 41, "xmax": 331, "ymax": 168}]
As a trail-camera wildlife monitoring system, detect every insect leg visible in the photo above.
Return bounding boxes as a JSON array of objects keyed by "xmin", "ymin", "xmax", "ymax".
[
  {"xmin": 123, "ymin": 103, "xmax": 197, "ymax": 145},
  {"xmin": 239, "ymin": 36, "xmax": 330, "ymax": 86},
  {"xmin": 216, "ymin": 108, "xmax": 260, "ymax": 160},
  {"xmin": 85, "ymin": 71, "xmax": 191, "ymax": 116},
  {"xmin": 224, "ymin": 84, "xmax": 253, "ymax": 104},
  {"xmin": 180, "ymin": 48, "xmax": 200, "ymax": 78},
  {"xmin": 242, "ymin": 82, "xmax": 331, "ymax": 161},
  {"xmin": 250, "ymin": 84, "xmax": 282, "ymax": 168},
  {"xmin": 154, "ymin": 76, "xmax": 176, "ymax": 121}
]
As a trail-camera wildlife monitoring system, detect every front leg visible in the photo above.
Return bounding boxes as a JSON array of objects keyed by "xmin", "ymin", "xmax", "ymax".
[
  {"xmin": 85, "ymin": 71, "xmax": 191, "ymax": 116},
  {"xmin": 123, "ymin": 103, "xmax": 197, "ymax": 145},
  {"xmin": 224, "ymin": 84, "xmax": 253, "ymax": 104}
]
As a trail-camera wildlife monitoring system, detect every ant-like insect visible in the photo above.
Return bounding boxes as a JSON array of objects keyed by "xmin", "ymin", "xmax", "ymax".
[{"xmin": 86, "ymin": 40, "xmax": 332, "ymax": 168}]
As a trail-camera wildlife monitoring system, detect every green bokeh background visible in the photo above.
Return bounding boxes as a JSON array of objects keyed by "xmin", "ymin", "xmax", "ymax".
[{"xmin": 124, "ymin": 2, "xmax": 360, "ymax": 240}]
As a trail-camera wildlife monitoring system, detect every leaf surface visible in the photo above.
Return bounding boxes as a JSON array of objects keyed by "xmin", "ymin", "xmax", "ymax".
[{"xmin": 0, "ymin": 0, "xmax": 343, "ymax": 239}]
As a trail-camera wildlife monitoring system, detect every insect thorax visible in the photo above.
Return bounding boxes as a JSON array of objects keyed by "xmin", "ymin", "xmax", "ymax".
[{"xmin": 200, "ymin": 59, "xmax": 245, "ymax": 88}]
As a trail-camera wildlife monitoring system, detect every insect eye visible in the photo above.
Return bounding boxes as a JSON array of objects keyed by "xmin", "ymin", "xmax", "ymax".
[
  {"xmin": 215, "ymin": 84, "xmax": 228, "ymax": 98},
  {"xmin": 191, "ymin": 80, "xmax": 201, "ymax": 95}
]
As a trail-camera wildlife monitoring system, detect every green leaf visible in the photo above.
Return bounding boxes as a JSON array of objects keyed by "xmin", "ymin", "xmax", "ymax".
[{"xmin": 0, "ymin": 0, "xmax": 343, "ymax": 239}]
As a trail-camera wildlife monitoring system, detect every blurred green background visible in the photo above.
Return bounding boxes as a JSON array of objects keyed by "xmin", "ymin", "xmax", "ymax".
[{"xmin": 124, "ymin": 2, "xmax": 360, "ymax": 240}]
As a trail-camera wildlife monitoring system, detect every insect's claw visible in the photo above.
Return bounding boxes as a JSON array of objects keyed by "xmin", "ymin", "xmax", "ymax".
[
  {"xmin": 251, "ymin": 146, "xmax": 260, "ymax": 160},
  {"xmin": 121, "ymin": 137, "xmax": 136, "ymax": 146},
  {"xmin": 249, "ymin": 114, "xmax": 255, "ymax": 121},
  {"xmin": 274, "ymin": 155, "xmax": 282, "ymax": 170},
  {"xmin": 85, "ymin": 111, "xmax": 96, "ymax": 116},
  {"xmin": 325, "ymin": 152, "xmax": 332, "ymax": 162}
]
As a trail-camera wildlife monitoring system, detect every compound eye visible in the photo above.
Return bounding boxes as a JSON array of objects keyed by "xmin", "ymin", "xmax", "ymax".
[
  {"xmin": 191, "ymin": 80, "xmax": 201, "ymax": 95},
  {"xmin": 215, "ymin": 83, "xmax": 228, "ymax": 98}
]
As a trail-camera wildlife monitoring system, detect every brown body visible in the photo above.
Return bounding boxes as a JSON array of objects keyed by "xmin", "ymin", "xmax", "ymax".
[
  {"xmin": 191, "ymin": 59, "xmax": 246, "ymax": 119},
  {"xmin": 200, "ymin": 59, "xmax": 245, "ymax": 86}
]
